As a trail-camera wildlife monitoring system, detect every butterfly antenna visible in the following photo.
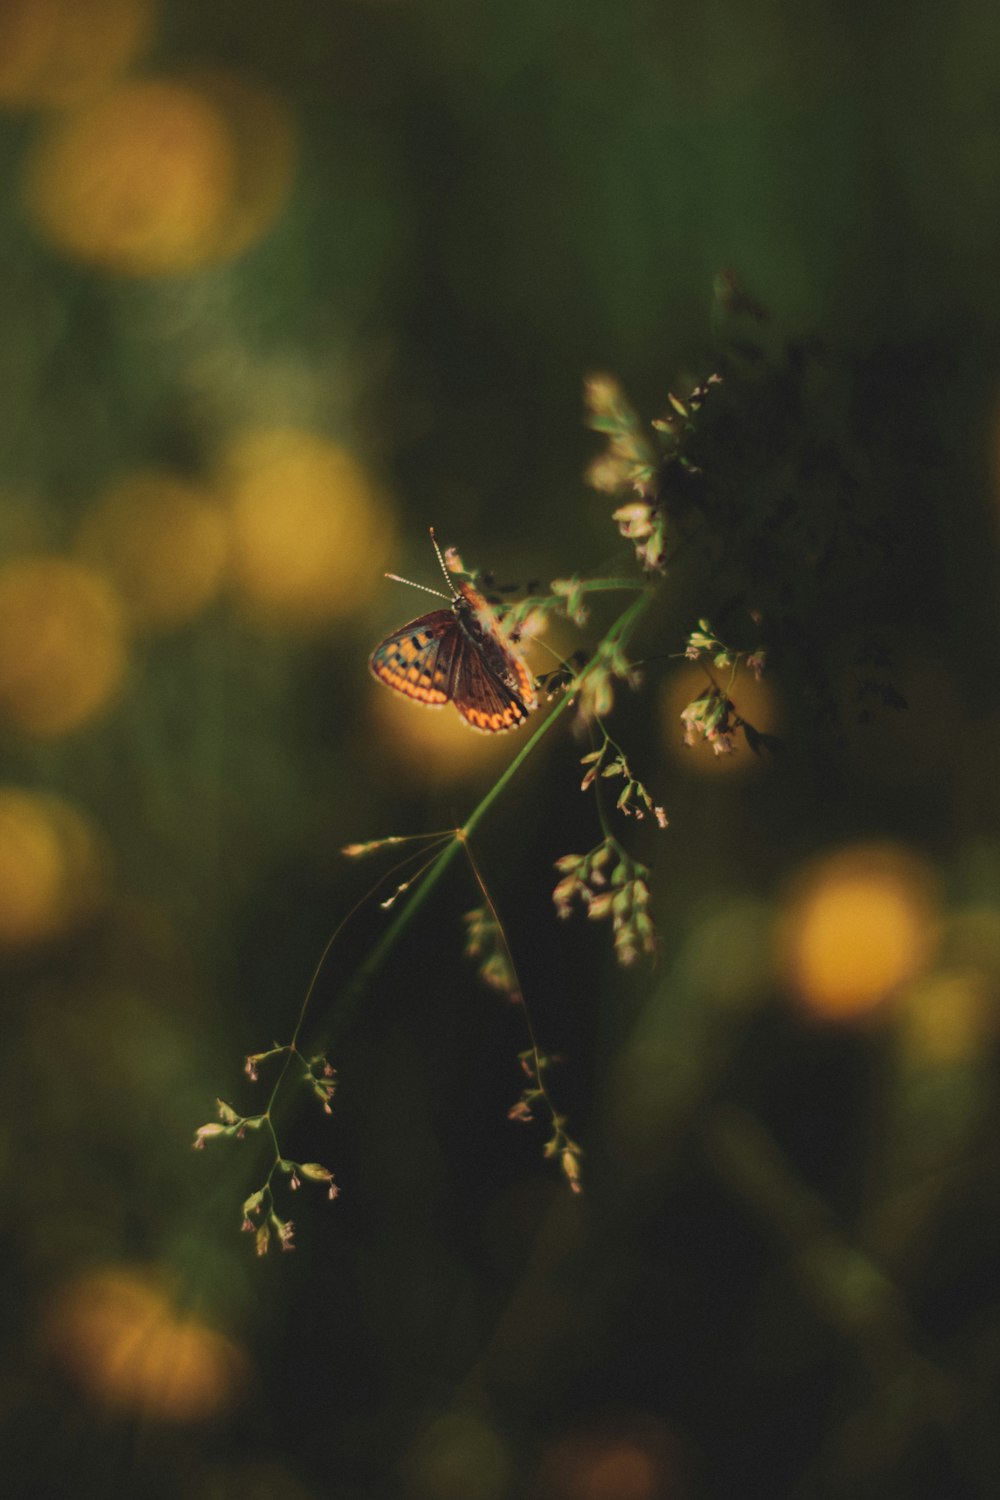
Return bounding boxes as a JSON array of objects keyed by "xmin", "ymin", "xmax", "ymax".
[
  {"xmin": 383, "ymin": 573, "xmax": 451, "ymax": 601},
  {"xmin": 428, "ymin": 526, "xmax": 460, "ymax": 596}
]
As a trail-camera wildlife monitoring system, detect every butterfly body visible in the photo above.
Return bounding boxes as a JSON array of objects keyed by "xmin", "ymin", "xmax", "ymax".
[{"xmin": 370, "ymin": 577, "xmax": 537, "ymax": 733}]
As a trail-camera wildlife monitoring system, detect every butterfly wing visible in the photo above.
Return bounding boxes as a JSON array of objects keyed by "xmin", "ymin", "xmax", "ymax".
[
  {"xmin": 369, "ymin": 610, "xmax": 461, "ymax": 707},
  {"xmin": 370, "ymin": 581, "xmax": 537, "ymax": 733},
  {"xmin": 450, "ymin": 633, "xmax": 534, "ymax": 733}
]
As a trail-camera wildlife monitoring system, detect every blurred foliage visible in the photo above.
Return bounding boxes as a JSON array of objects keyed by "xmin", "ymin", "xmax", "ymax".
[{"xmin": 2, "ymin": 2, "xmax": 1000, "ymax": 1498}]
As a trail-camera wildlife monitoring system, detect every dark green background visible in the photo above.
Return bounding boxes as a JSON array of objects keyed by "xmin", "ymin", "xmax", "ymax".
[{"xmin": 3, "ymin": 2, "xmax": 1000, "ymax": 1497}]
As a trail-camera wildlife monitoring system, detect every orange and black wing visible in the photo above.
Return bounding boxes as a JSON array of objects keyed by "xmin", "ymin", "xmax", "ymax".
[
  {"xmin": 450, "ymin": 635, "xmax": 534, "ymax": 733},
  {"xmin": 369, "ymin": 611, "xmax": 461, "ymax": 707}
]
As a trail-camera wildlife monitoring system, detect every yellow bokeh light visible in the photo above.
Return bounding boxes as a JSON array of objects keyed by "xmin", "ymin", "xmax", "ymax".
[
  {"xmin": 77, "ymin": 469, "xmax": 227, "ymax": 631},
  {"xmin": 23, "ymin": 66, "xmax": 296, "ymax": 274},
  {"xmin": 219, "ymin": 428, "xmax": 395, "ymax": 627},
  {"xmin": 25, "ymin": 78, "xmax": 236, "ymax": 275},
  {"xmin": 0, "ymin": 0, "xmax": 154, "ymax": 111},
  {"xmin": 0, "ymin": 787, "xmax": 107, "ymax": 949},
  {"xmin": 0, "ymin": 556, "xmax": 127, "ymax": 734},
  {"xmin": 662, "ymin": 662, "xmax": 781, "ymax": 778},
  {"xmin": 777, "ymin": 843, "xmax": 939, "ymax": 1020},
  {"xmin": 45, "ymin": 1267, "xmax": 247, "ymax": 1421}
]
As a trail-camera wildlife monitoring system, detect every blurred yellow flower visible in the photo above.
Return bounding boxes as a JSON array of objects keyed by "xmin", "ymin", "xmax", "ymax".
[
  {"xmin": 0, "ymin": 556, "xmax": 127, "ymax": 735},
  {"xmin": 45, "ymin": 1267, "xmax": 247, "ymax": 1421},
  {"xmin": 219, "ymin": 428, "xmax": 394, "ymax": 627},
  {"xmin": 25, "ymin": 78, "xmax": 234, "ymax": 274},
  {"xmin": 23, "ymin": 70, "xmax": 295, "ymax": 274},
  {"xmin": 77, "ymin": 469, "xmax": 228, "ymax": 632},
  {"xmin": 0, "ymin": 787, "xmax": 107, "ymax": 949},
  {"xmin": 777, "ymin": 842, "xmax": 939, "ymax": 1021}
]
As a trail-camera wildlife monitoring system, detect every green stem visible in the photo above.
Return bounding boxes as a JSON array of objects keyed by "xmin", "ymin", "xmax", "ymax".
[
  {"xmin": 212, "ymin": 587, "xmax": 657, "ymax": 1228},
  {"xmin": 573, "ymin": 577, "xmax": 648, "ymax": 594},
  {"xmin": 314, "ymin": 587, "xmax": 654, "ymax": 1051},
  {"xmin": 518, "ymin": 578, "xmax": 647, "ymax": 608}
]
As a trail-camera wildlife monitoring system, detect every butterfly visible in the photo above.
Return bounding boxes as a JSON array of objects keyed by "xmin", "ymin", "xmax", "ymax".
[{"xmin": 369, "ymin": 530, "xmax": 537, "ymax": 733}]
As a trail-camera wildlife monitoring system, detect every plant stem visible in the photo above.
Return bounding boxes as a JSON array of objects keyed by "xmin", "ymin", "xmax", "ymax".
[{"xmin": 314, "ymin": 587, "xmax": 655, "ymax": 1051}]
